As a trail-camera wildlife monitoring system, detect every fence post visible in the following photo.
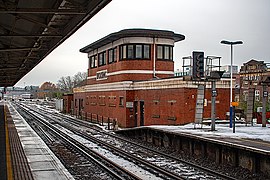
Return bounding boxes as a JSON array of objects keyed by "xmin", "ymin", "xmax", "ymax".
[
  {"xmin": 112, "ymin": 119, "xmax": 115, "ymax": 130},
  {"xmin": 101, "ymin": 116, "xmax": 103, "ymax": 126},
  {"xmin": 90, "ymin": 113, "xmax": 92, "ymax": 122},
  {"xmin": 108, "ymin": 118, "xmax": 110, "ymax": 130}
]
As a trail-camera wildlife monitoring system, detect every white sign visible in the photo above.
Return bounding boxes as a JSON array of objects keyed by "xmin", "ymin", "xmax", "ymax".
[
  {"xmin": 96, "ymin": 70, "xmax": 107, "ymax": 80},
  {"xmin": 126, "ymin": 102, "xmax": 133, "ymax": 108}
]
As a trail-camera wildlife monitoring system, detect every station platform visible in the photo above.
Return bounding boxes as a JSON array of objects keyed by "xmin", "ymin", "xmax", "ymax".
[
  {"xmin": 0, "ymin": 102, "xmax": 74, "ymax": 180},
  {"xmin": 149, "ymin": 124, "xmax": 270, "ymax": 154},
  {"xmin": 117, "ymin": 123, "xmax": 270, "ymax": 178},
  {"xmin": 118, "ymin": 124, "xmax": 270, "ymax": 155}
]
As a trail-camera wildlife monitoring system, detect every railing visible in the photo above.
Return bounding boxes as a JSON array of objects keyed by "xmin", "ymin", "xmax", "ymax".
[{"xmin": 68, "ymin": 109, "xmax": 118, "ymax": 130}]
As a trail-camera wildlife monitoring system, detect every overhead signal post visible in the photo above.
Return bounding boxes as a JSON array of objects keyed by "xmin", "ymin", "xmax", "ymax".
[
  {"xmin": 192, "ymin": 51, "xmax": 204, "ymax": 81},
  {"xmin": 190, "ymin": 51, "xmax": 224, "ymax": 131}
]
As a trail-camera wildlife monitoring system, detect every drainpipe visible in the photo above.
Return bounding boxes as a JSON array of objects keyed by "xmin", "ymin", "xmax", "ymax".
[{"xmin": 153, "ymin": 38, "xmax": 156, "ymax": 78}]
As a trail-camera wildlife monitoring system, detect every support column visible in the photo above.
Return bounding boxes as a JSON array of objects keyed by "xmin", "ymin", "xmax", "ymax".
[
  {"xmin": 262, "ymin": 85, "xmax": 268, "ymax": 127},
  {"xmin": 211, "ymin": 80, "xmax": 217, "ymax": 131}
]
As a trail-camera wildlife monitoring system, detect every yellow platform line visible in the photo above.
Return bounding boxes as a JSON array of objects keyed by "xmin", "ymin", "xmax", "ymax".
[{"xmin": 4, "ymin": 106, "xmax": 13, "ymax": 180}]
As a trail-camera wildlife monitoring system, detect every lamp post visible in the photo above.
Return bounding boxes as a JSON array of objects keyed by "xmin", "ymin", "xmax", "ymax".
[{"xmin": 221, "ymin": 40, "xmax": 243, "ymax": 128}]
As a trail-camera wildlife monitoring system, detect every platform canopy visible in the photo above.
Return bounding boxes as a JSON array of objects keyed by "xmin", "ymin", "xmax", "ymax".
[{"xmin": 0, "ymin": 0, "xmax": 111, "ymax": 87}]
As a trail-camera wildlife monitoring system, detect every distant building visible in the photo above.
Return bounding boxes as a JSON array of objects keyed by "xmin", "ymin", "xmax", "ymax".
[
  {"xmin": 1, "ymin": 86, "xmax": 39, "ymax": 100},
  {"xmin": 237, "ymin": 59, "xmax": 270, "ymax": 102}
]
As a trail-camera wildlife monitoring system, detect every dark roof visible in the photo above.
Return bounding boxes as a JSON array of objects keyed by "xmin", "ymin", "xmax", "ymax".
[
  {"xmin": 0, "ymin": 0, "xmax": 111, "ymax": 87},
  {"xmin": 80, "ymin": 28, "xmax": 185, "ymax": 53},
  {"xmin": 244, "ymin": 59, "xmax": 264, "ymax": 65}
]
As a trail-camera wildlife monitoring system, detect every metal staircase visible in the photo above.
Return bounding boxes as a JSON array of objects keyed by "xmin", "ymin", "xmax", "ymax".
[{"xmin": 194, "ymin": 84, "xmax": 205, "ymax": 128}]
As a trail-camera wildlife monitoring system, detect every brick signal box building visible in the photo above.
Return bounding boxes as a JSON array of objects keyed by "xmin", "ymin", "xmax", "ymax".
[{"xmin": 73, "ymin": 29, "xmax": 231, "ymax": 128}]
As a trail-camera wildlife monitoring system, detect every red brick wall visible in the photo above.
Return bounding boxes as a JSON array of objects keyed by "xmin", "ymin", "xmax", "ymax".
[
  {"xmin": 133, "ymin": 88, "xmax": 230, "ymax": 126},
  {"xmin": 73, "ymin": 86, "xmax": 230, "ymax": 128},
  {"xmin": 63, "ymin": 94, "xmax": 73, "ymax": 113},
  {"xmin": 87, "ymin": 44, "xmax": 174, "ymax": 85},
  {"xmin": 73, "ymin": 91, "xmax": 129, "ymax": 127},
  {"xmin": 87, "ymin": 73, "xmax": 172, "ymax": 84}
]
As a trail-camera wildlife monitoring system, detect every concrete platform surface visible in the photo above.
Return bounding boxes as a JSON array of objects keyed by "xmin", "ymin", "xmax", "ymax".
[{"xmin": 7, "ymin": 102, "xmax": 74, "ymax": 180}]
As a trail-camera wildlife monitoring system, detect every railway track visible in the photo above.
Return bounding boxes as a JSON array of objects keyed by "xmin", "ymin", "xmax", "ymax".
[
  {"xmin": 14, "ymin": 102, "xmax": 187, "ymax": 179},
  {"xmin": 14, "ymin": 101, "xmax": 237, "ymax": 180},
  {"xmin": 15, "ymin": 103, "xmax": 145, "ymax": 179}
]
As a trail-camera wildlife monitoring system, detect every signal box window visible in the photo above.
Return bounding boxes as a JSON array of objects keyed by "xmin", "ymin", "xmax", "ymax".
[
  {"xmin": 144, "ymin": 45, "xmax": 150, "ymax": 59},
  {"xmin": 127, "ymin": 45, "xmax": 134, "ymax": 59},
  {"xmin": 157, "ymin": 45, "xmax": 163, "ymax": 59},
  {"xmin": 120, "ymin": 44, "xmax": 151, "ymax": 60},
  {"xmin": 89, "ymin": 55, "xmax": 97, "ymax": 68},
  {"xmin": 98, "ymin": 51, "xmax": 106, "ymax": 66},
  {"xmin": 157, "ymin": 45, "xmax": 173, "ymax": 60},
  {"xmin": 120, "ymin": 45, "xmax": 127, "ymax": 59},
  {"xmin": 135, "ymin": 45, "xmax": 142, "ymax": 58},
  {"xmin": 108, "ymin": 48, "xmax": 117, "ymax": 64}
]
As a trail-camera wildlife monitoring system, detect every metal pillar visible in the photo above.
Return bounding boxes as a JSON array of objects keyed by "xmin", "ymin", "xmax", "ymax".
[
  {"xmin": 262, "ymin": 85, "xmax": 267, "ymax": 127},
  {"xmin": 229, "ymin": 44, "xmax": 233, "ymax": 128},
  {"xmin": 233, "ymin": 106, "xmax": 236, "ymax": 133},
  {"xmin": 211, "ymin": 81, "xmax": 217, "ymax": 131}
]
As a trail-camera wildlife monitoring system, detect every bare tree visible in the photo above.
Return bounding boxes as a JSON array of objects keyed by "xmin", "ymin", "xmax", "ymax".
[
  {"xmin": 73, "ymin": 72, "xmax": 87, "ymax": 87},
  {"xmin": 57, "ymin": 76, "xmax": 68, "ymax": 91},
  {"xmin": 65, "ymin": 76, "xmax": 73, "ymax": 92},
  {"xmin": 57, "ymin": 72, "xmax": 87, "ymax": 92}
]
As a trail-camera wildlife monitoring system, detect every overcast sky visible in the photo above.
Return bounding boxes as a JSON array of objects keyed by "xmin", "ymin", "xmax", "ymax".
[{"xmin": 16, "ymin": 0, "xmax": 270, "ymax": 87}]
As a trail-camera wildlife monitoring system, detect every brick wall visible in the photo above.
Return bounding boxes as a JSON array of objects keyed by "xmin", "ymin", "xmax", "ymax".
[
  {"xmin": 73, "ymin": 86, "xmax": 230, "ymax": 128},
  {"xmin": 87, "ymin": 43, "xmax": 174, "ymax": 85}
]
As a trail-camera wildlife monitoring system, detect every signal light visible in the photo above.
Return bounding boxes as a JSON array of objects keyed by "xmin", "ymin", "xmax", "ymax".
[{"xmin": 192, "ymin": 51, "xmax": 204, "ymax": 80}]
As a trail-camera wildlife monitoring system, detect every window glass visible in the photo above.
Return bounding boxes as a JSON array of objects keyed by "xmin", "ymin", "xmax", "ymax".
[
  {"xmin": 90, "ymin": 55, "xmax": 97, "ymax": 68},
  {"xmin": 104, "ymin": 52, "xmax": 106, "ymax": 64},
  {"xmin": 169, "ymin": 46, "xmax": 173, "ymax": 60},
  {"xmin": 99, "ymin": 53, "xmax": 103, "ymax": 66},
  {"xmin": 91, "ymin": 56, "xmax": 94, "ymax": 68},
  {"xmin": 108, "ymin": 49, "xmax": 113, "ymax": 63},
  {"xmin": 119, "ymin": 46, "xmax": 122, "ymax": 59},
  {"xmin": 94, "ymin": 55, "xmax": 97, "ymax": 67},
  {"xmin": 255, "ymin": 90, "xmax": 260, "ymax": 96},
  {"xmin": 98, "ymin": 52, "xmax": 106, "ymax": 66},
  {"xmin": 88, "ymin": 57, "xmax": 91, "ymax": 68},
  {"xmin": 113, "ymin": 48, "xmax": 117, "ymax": 62},
  {"xmin": 157, "ymin": 45, "xmax": 173, "ymax": 60},
  {"xmin": 143, "ymin": 45, "xmax": 150, "ymax": 59},
  {"xmin": 135, "ymin": 45, "xmax": 142, "ymax": 58},
  {"xmin": 164, "ymin": 46, "xmax": 169, "ymax": 59},
  {"xmin": 157, "ymin": 45, "xmax": 163, "ymax": 59},
  {"xmin": 122, "ymin": 45, "xmax": 126, "ymax": 59},
  {"xmin": 127, "ymin": 45, "xmax": 134, "ymax": 59},
  {"xmin": 120, "ymin": 44, "xmax": 151, "ymax": 60}
]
